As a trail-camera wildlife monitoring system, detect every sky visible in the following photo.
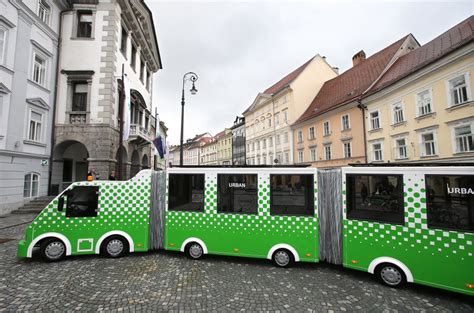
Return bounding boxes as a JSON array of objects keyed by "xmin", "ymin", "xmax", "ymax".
[{"xmin": 147, "ymin": 0, "xmax": 473, "ymax": 145}]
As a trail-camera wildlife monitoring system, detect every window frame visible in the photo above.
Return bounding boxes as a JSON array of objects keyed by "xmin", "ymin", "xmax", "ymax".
[
  {"xmin": 297, "ymin": 149, "xmax": 304, "ymax": 163},
  {"xmin": 341, "ymin": 114, "xmax": 350, "ymax": 131},
  {"xmin": 270, "ymin": 174, "xmax": 315, "ymax": 217},
  {"xmin": 425, "ymin": 174, "xmax": 474, "ymax": 232},
  {"xmin": 77, "ymin": 11, "xmax": 93, "ymax": 38},
  {"xmin": 371, "ymin": 141, "xmax": 383, "ymax": 162},
  {"xmin": 217, "ymin": 173, "xmax": 258, "ymax": 215},
  {"xmin": 0, "ymin": 26, "xmax": 6, "ymax": 65},
  {"xmin": 27, "ymin": 109, "xmax": 43, "ymax": 142},
  {"xmin": 323, "ymin": 121, "xmax": 330, "ymax": 136},
  {"xmin": 346, "ymin": 173, "xmax": 405, "ymax": 225},
  {"xmin": 369, "ymin": 110, "xmax": 381, "ymax": 130},
  {"xmin": 37, "ymin": 0, "xmax": 51, "ymax": 25},
  {"xmin": 168, "ymin": 173, "xmax": 205, "ymax": 212},
  {"xmin": 23, "ymin": 172, "xmax": 40, "ymax": 198},
  {"xmin": 32, "ymin": 51, "xmax": 47, "ymax": 86},
  {"xmin": 447, "ymin": 73, "xmax": 471, "ymax": 107},
  {"xmin": 324, "ymin": 144, "xmax": 331, "ymax": 160},
  {"xmin": 392, "ymin": 101, "xmax": 405, "ymax": 124},
  {"xmin": 394, "ymin": 136, "xmax": 408, "ymax": 160},
  {"xmin": 416, "ymin": 88, "xmax": 434, "ymax": 117},
  {"xmin": 451, "ymin": 120, "xmax": 474, "ymax": 154},
  {"xmin": 419, "ymin": 130, "xmax": 437, "ymax": 157},
  {"xmin": 309, "ymin": 126, "xmax": 315, "ymax": 140},
  {"xmin": 343, "ymin": 141, "xmax": 352, "ymax": 158},
  {"xmin": 310, "ymin": 147, "xmax": 316, "ymax": 162},
  {"xmin": 297, "ymin": 130, "xmax": 303, "ymax": 143}
]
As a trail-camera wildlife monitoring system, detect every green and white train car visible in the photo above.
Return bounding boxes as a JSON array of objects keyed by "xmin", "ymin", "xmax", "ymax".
[{"xmin": 17, "ymin": 166, "xmax": 474, "ymax": 296}]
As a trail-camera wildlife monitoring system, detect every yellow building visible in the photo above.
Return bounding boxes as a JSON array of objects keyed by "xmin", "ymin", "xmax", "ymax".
[
  {"xmin": 363, "ymin": 17, "xmax": 474, "ymax": 164},
  {"xmin": 243, "ymin": 55, "xmax": 338, "ymax": 165},
  {"xmin": 216, "ymin": 129, "xmax": 233, "ymax": 165},
  {"xmin": 292, "ymin": 36, "xmax": 419, "ymax": 168}
]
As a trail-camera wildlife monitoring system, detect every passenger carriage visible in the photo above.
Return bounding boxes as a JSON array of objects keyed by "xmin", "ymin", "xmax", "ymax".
[{"xmin": 16, "ymin": 165, "xmax": 474, "ymax": 296}]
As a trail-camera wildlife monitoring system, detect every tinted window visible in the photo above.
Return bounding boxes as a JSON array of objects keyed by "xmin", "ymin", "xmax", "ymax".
[
  {"xmin": 270, "ymin": 174, "xmax": 314, "ymax": 216},
  {"xmin": 346, "ymin": 174, "xmax": 404, "ymax": 224},
  {"xmin": 426, "ymin": 175, "xmax": 474, "ymax": 232},
  {"xmin": 66, "ymin": 186, "xmax": 99, "ymax": 218},
  {"xmin": 217, "ymin": 174, "xmax": 258, "ymax": 214},
  {"xmin": 169, "ymin": 174, "xmax": 204, "ymax": 212}
]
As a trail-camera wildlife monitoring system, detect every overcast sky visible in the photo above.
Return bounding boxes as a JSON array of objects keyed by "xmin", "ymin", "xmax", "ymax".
[{"xmin": 148, "ymin": 0, "xmax": 472, "ymax": 145}]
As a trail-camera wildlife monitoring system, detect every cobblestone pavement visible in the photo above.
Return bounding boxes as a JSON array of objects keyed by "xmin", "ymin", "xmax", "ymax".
[{"xmin": 0, "ymin": 223, "xmax": 473, "ymax": 312}]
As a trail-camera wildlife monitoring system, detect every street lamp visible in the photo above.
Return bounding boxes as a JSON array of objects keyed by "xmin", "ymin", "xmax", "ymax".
[{"xmin": 180, "ymin": 72, "xmax": 198, "ymax": 166}]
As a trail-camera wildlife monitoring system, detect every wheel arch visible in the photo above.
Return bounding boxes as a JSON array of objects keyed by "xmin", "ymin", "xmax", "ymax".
[
  {"xmin": 368, "ymin": 256, "xmax": 414, "ymax": 283},
  {"xmin": 267, "ymin": 243, "xmax": 300, "ymax": 262},
  {"xmin": 95, "ymin": 231, "xmax": 135, "ymax": 254},
  {"xmin": 180, "ymin": 237, "xmax": 208, "ymax": 254},
  {"xmin": 27, "ymin": 232, "xmax": 72, "ymax": 258}
]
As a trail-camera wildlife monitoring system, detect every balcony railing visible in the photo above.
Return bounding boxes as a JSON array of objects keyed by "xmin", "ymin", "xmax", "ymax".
[
  {"xmin": 129, "ymin": 124, "xmax": 151, "ymax": 144},
  {"xmin": 69, "ymin": 113, "xmax": 87, "ymax": 124}
]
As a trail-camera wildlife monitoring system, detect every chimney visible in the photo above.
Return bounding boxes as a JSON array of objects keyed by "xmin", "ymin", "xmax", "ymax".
[
  {"xmin": 352, "ymin": 50, "xmax": 366, "ymax": 67},
  {"xmin": 332, "ymin": 67, "xmax": 339, "ymax": 74}
]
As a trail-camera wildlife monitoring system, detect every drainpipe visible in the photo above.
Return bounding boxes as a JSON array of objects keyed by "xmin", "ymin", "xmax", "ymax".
[
  {"xmin": 48, "ymin": 8, "xmax": 72, "ymax": 196},
  {"xmin": 357, "ymin": 98, "xmax": 368, "ymax": 163}
]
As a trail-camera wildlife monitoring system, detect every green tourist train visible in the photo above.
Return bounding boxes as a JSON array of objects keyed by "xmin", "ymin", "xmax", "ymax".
[{"xmin": 17, "ymin": 165, "xmax": 474, "ymax": 296}]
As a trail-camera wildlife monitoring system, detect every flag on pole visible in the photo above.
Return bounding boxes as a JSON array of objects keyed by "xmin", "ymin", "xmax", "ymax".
[
  {"xmin": 152, "ymin": 113, "xmax": 166, "ymax": 159},
  {"xmin": 122, "ymin": 75, "xmax": 131, "ymax": 141}
]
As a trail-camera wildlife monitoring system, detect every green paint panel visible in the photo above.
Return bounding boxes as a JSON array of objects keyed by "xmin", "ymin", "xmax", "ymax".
[
  {"xmin": 18, "ymin": 173, "xmax": 151, "ymax": 257},
  {"xmin": 165, "ymin": 173, "xmax": 319, "ymax": 262},
  {"xmin": 342, "ymin": 173, "xmax": 474, "ymax": 296}
]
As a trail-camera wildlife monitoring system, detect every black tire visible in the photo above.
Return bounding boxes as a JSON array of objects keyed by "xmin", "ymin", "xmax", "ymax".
[
  {"xmin": 375, "ymin": 263, "xmax": 406, "ymax": 288},
  {"xmin": 186, "ymin": 242, "xmax": 204, "ymax": 260},
  {"xmin": 272, "ymin": 249, "xmax": 294, "ymax": 268},
  {"xmin": 40, "ymin": 238, "xmax": 66, "ymax": 262},
  {"xmin": 101, "ymin": 236, "xmax": 129, "ymax": 258}
]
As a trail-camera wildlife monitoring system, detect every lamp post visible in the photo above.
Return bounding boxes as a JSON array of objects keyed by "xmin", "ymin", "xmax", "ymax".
[{"xmin": 180, "ymin": 72, "xmax": 198, "ymax": 166}]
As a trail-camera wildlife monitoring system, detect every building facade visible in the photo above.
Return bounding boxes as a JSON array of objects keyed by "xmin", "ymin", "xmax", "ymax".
[
  {"xmin": 0, "ymin": 0, "xmax": 69, "ymax": 214},
  {"xmin": 292, "ymin": 36, "xmax": 420, "ymax": 168},
  {"xmin": 363, "ymin": 17, "xmax": 474, "ymax": 164},
  {"xmin": 200, "ymin": 138, "xmax": 217, "ymax": 165},
  {"xmin": 217, "ymin": 128, "xmax": 232, "ymax": 165},
  {"xmin": 243, "ymin": 55, "xmax": 338, "ymax": 165},
  {"xmin": 51, "ymin": 0, "xmax": 161, "ymax": 193},
  {"xmin": 230, "ymin": 116, "xmax": 245, "ymax": 165}
]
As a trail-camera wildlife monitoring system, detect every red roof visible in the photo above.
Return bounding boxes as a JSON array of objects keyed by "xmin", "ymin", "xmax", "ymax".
[
  {"xmin": 264, "ymin": 57, "xmax": 314, "ymax": 95},
  {"xmin": 214, "ymin": 130, "xmax": 225, "ymax": 139},
  {"xmin": 368, "ymin": 16, "xmax": 474, "ymax": 95},
  {"xmin": 295, "ymin": 35, "xmax": 409, "ymax": 125}
]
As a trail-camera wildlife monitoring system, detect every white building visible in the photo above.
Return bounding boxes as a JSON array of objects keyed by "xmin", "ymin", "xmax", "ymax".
[
  {"xmin": 0, "ymin": 0, "xmax": 69, "ymax": 214},
  {"xmin": 51, "ymin": 0, "xmax": 161, "ymax": 192}
]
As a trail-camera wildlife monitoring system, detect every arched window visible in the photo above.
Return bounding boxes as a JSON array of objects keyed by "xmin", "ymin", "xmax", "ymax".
[{"xmin": 24, "ymin": 172, "xmax": 40, "ymax": 198}]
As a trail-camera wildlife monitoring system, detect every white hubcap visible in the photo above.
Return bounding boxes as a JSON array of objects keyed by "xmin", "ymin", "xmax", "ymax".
[
  {"xmin": 275, "ymin": 251, "xmax": 290, "ymax": 266},
  {"xmin": 107, "ymin": 239, "xmax": 124, "ymax": 256},
  {"xmin": 189, "ymin": 244, "xmax": 203, "ymax": 259},
  {"xmin": 381, "ymin": 266, "xmax": 402, "ymax": 285},
  {"xmin": 45, "ymin": 242, "xmax": 65, "ymax": 260}
]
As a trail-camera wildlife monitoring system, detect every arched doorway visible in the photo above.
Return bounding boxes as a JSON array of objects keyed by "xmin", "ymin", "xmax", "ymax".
[
  {"xmin": 52, "ymin": 140, "xmax": 89, "ymax": 194},
  {"xmin": 130, "ymin": 150, "xmax": 140, "ymax": 177},
  {"xmin": 142, "ymin": 154, "xmax": 150, "ymax": 170},
  {"xmin": 115, "ymin": 146, "xmax": 128, "ymax": 180}
]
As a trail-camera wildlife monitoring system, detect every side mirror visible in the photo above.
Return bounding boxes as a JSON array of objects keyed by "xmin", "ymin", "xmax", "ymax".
[{"xmin": 58, "ymin": 196, "xmax": 64, "ymax": 212}]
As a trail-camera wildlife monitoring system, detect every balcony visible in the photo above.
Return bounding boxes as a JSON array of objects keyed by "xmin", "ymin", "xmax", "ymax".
[
  {"xmin": 69, "ymin": 113, "xmax": 87, "ymax": 124},
  {"xmin": 129, "ymin": 124, "xmax": 151, "ymax": 146}
]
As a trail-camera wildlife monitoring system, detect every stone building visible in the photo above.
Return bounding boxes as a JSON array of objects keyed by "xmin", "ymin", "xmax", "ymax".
[
  {"xmin": 243, "ymin": 54, "xmax": 338, "ymax": 165},
  {"xmin": 0, "ymin": 0, "xmax": 69, "ymax": 214},
  {"xmin": 230, "ymin": 116, "xmax": 245, "ymax": 165},
  {"xmin": 51, "ymin": 0, "xmax": 161, "ymax": 193}
]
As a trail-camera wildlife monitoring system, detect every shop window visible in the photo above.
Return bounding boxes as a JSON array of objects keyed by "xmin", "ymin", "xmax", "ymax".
[
  {"xmin": 346, "ymin": 174, "xmax": 404, "ymax": 224},
  {"xmin": 426, "ymin": 175, "xmax": 473, "ymax": 232},
  {"xmin": 168, "ymin": 174, "xmax": 204, "ymax": 212},
  {"xmin": 65, "ymin": 186, "xmax": 99, "ymax": 218},
  {"xmin": 270, "ymin": 174, "xmax": 314, "ymax": 216},
  {"xmin": 217, "ymin": 174, "xmax": 257, "ymax": 214}
]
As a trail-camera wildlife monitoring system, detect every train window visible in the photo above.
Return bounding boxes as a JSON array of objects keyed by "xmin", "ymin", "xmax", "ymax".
[
  {"xmin": 65, "ymin": 186, "xmax": 99, "ymax": 218},
  {"xmin": 270, "ymin": 174, "xmax": 314, "ymax": 216},
  {"xmin": 426, "ymin": 175, "xmax": 474, "ymax": 232},
  {"xmin": 168, "ymin": 174, "xmax": 205, "ymax": 212},
  {"xmin": 217, "ymin": 174, "xmax": 258, "ymax": 214},
  {"xmin": 346, "ymin": 174, "xmax": 404, "ymax": 224}
]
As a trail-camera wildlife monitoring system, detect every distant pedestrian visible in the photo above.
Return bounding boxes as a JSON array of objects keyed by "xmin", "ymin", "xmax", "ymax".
[{"xmin": 109, "ymin": 171, "xmax": 116, "ymax": 181}]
